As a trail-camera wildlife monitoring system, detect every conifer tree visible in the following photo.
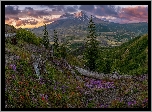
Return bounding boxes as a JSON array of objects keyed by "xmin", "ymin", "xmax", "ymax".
[
  {"xmin": 84, "ymin": 15, "xmax": 99, "ymax": 71},
  {"xmin": 53, "ymin": 30, "xmax": 59, "ymax": 57},
  {"xmin": 42, "ymin": 24, "xmax": 49, "ymax": 49},
  {"xmin": 60, "ymin": 43, "xmax": 67, "ymax": 59}
]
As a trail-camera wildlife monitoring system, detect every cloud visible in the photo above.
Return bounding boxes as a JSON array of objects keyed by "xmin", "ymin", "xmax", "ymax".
[
  {"xmin": 79, "ymin": 5, "xmax": 94, "ymax": 12},
  {"xmin": 22, "ymin": 6, "xmax": 63, "ymax": 18},
  {"xmin": 5, "ymin": 17, "xmax": 9, "ymax": 20},
  {"xmin": 23, "ymin": 8, "xmax": 51, "ymax": 18},
  {"xmin": 6, "ymin": 5, "xmax": 148, "ymax": 27},
  {"xmin": 65, "ymin": 6, "xmax": 77, "ymax": 12},
  {"xmin": 118, "ymin": 6, "xmax": 148, "ymax": 23},
  {"xmin": 25, "ymin": 7, "xmax": 34, "ymax": 11},
  {"xmin": 41, "ymin": 5, "xmax": 65, "ymax": 11},
  {"xmin": 94, "ymin": 5, "xmax": 118, "ymax": 17},
  {"xmin": 73, "ymin": 5, "xmax": 79, "ymax": 9},
  {"xmin": 93, "ymin": 5, "xmax": 148, "ymax": 23},
  {"xmin": 52, "ymin": 8, "xmax": 58, "ymax": 11},
  {"xmin": 41, "ymin": 5, "xmax": 56, "ymax": 8},
  {"xmin": 11, "ymin": 16, "xmax": 19, "ymax": 20},
  {"xmin": 29, "ymin": 20, "xmax": 38, "ymax": 25},
  {"xmin": 41, "ymin": 5, "xmax": 77, "ymax": 12},
  {"xmin": 16, "ymin": 20, "xmax": 25, "ymax": 26},
  {"xmin": 15, "ymin": 18, "xmax": 38, "ymax": 27},
  {"xmin": 5, "ymin": 5, "xmax": 20, "ymax": 15},
  {"xmin": 43, "ymin": 18, "xmax": 55, "ymax": 24}
]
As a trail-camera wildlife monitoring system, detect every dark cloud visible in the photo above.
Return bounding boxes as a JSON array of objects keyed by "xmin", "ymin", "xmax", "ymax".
[
  {"xmin": 79, "ymin": 5, "xmax": 94, "ymax": 12},
  {"xmin": 40, "ymin": 5, "xmax": 56, "ymax": 8},
  {"xmin": 11, "ymin": 16, "xmax": 19, "ymax": 20},
  {"xmin": 43, "ymin": 17, "xmax": 59, "ymax": 24},
  {"xmin": 23, "ymin": 9, "xmax": 51, "ymax": 18},
  {"xmin": 5, "ymin": 5, "xmax": 20, "ymax": 15},
  {"xmin": 41, "ymin": 5, "xmax": 79, "ymax": 12},
  {"xmin": 41, "ymin": 5, "xmax": 65, "ymax": 11},
  {"xmin": 29, "ymin": 20, "xmax": 38, "ymax": 25},
  {"xmin": 56, "ymin": 5, "xmax": 64, "ymax": 11},
  {"xmin": 94, "ymin": 5, "xmax": 118, "ymax": 17},
  {"xmin": 36, "ymin": 10, "xmax": 50, "ymax": 16},
  {"xmin": 65, "ymin": 6, "xmax": 77, "ymax": 12},
  {"xmin": 52, "ymin": 8, "xmax": 58, "ymax": 11},
  {"xmin": 43, "ymin": 18, "xmax": 54, "ymax": 24},
  {"xmin": 25, "ymin": 7, "xmax": 34, "ymax": 11},
  {"xmin": 73, "ymin": 5, "xmax": 78, "ymax": 9},
  {"xmin": 118, "ymin": 6, "xmax": 148, "ymax": 22},
  {"xmin": 16, "ymin": 20, "xmax": 25, "ymax": 26}
]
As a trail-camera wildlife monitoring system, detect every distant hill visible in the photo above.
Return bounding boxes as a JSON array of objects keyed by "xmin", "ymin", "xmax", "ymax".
[{"xmin": 96, "ymin": 34, "xmax": 148, "ymax": 75}]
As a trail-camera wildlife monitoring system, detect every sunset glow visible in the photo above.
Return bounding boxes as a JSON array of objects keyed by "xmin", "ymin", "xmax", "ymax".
[{"xmin": 5, "ymin": 5, "xmax": 148, "ymax": 28}]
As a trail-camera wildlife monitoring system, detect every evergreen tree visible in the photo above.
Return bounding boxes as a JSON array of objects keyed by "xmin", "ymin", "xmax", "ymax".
[
  {"xmin": 53, "ymin": 30, "xmax": 59, "ymax": 57},
  {"xmin": 84, "ymin": 15, "xmax": 99, "ymax": 71},
  {"xmin": 42, "ymin": 24, "xmax": 49, "ymax": 49},
  {"xmin": 59, "ymin": 43, "xmax": 67, "ymax": 59}
]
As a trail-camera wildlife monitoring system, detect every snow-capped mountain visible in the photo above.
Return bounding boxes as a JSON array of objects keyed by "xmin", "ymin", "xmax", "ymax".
[{"xmin": 59, "ymin": 11, "xmax": 103, "ymax": 22}]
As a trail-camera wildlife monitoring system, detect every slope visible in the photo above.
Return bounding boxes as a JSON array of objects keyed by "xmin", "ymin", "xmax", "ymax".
[
  {"xmin": 96, "ymin": 34, "xmax": 148, "ymax": 75},
  {"xmin": 5, "ymin": 29, "xmax": 148, "ymax": 108}
]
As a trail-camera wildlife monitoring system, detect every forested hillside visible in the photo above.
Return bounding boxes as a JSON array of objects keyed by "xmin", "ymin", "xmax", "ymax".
[{"xmin": 96, "ymin": 34, "xmax": 148, "ymax": 75}]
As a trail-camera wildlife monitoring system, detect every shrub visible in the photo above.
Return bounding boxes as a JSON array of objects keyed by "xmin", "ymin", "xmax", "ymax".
[{"xmin": 16, "ymin": 28, "xmax": 42, "ymax": 46}]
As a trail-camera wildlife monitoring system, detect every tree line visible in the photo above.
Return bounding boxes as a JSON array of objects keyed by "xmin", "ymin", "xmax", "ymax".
[{"xmin": 41, "ymin": 15, "xmax": 99, "ymax": 71}]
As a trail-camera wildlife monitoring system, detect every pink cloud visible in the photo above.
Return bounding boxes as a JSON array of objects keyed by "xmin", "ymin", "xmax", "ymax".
[{"xmin": 118, "ymin": 6, "xmax": 148, "ymax": 23}]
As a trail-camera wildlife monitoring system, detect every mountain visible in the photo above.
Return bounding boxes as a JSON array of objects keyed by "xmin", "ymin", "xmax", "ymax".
[
  {"xmin": 31, "ymin": 11, "xmax": 148, "ymax": 46},
  {"xmin": 31, "ymin": 11, "xmax": 105, "ymax": 36}
]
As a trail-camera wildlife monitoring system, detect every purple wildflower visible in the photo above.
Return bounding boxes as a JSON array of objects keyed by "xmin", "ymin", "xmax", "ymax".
[
  {"xmin": 90, "ymin": 79, "xmax": 95, "ymax": 84},
  {"xmin": 61, "ymin": 85, "xmax": 68, "ymax": 93},
  {"xmin": 128, "ymin": 101, "xmax": 133, "ymax": 106},
  {"xmin": 10, "ymin": 64, "xmax": 16, "ymax": 71},
  {"xmin": 134, "ymin": 100, "xmax": 137, "ymax": 105},
  {"xmin": 93, "ymin": 80, "xmax": 101, "ymax": 85},
  {"xmin": 128, "ymin": 100, "xmax": 136, "ymax": 107},
  {"xmin": 44, "ymin": 94, "xmax": 48, "ymax": 101},
  {"xmin": 100, "ymin": 105, "xmax": 104, "ymax": 108},
  {"xmin": 40, "ymin": 93, "xmax": 44, "ymax": 97},
  {"xmin": 54, "ymin": 86, "xmax": 57, "ymax": 90},
  {"xmin": 39, "ymin": 78, "xmax": 45, "ymax": 85},
  {"xmin": 104, "ymin": 104, "xmax": 108, "ymax": 108},
  {"xmin": 143, "ymin": 98, "xmax": 148, "ymax": 103},
  {"xmin": 97, "ymin": 84, "xmax": 104, "ymax": 89},
  {"xmin": 100, "ymin": 104, "xmax": 108, "ymax": 108},
  {"xmin": 85, "ymin": 84, "xmax": 93, "ymax": 88}
]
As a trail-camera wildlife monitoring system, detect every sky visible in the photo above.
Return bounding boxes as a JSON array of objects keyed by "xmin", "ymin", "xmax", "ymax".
[{"xmin": 5, "ymin": 5, "xmax": 148, "ymax": 28}]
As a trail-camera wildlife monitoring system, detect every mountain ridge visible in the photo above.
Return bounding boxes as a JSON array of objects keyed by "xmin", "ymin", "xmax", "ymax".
[{"xmin": 30, "ymin": 11, "xmax": 147, "ymax": 46}]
